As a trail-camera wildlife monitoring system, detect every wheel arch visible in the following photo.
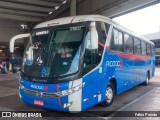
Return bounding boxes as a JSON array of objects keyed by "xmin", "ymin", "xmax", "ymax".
[
  {"xmin": 147, "ymin": 70, "xmax": 150, "ymax": 79},
  {"xmin": 108, "ymin": 78, "xmax": 117, "ymax": 95}
]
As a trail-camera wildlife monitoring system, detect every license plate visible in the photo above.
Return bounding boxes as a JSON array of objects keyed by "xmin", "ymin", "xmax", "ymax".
[{"xmin": 34, "ymin": 100, "xmax": 44, "ymax": 106}]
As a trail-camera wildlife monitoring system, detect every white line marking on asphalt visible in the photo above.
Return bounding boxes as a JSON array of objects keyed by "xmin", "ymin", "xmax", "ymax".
[{"xmin": 101, "ymin": 88, "xmax": 156, "ymax": 120}]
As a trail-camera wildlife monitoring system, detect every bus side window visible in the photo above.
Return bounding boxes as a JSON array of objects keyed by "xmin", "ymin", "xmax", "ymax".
[
  {"xmin": 96, "ymin": 22, "xmax": 107, "ymax": 51},
  {"xmin": 96, "ymin": 22, "xmax": 108, "ymax": 62},
  {"xmin": 134, "ymin": 38, "xmax": 141, "ymax": 55},
  {"xmin": 118, "ymin": 31, "xmax": 123, "ymax": 52},
  {"xmin": 110, "ymin": 29, "xmax": 123, "ymax": 52},
  {"xmin": 151, "ymin": 45, "xmax": 155, "ymax": 56},
  {"xmin": 110, "ymin": 29, "xmax": 118, "ymax": 51},
  {"xmin": 146, "ymin": 43, "xmax": 151, "ymax": 56},
  {"xmin": 150, "ymin": 45, "xmax": 152, "ymax": 56},
  {"xmin": 124, "ymin": 34, "xmax": 133, "ymax": 53},
  {"xmin": 141, "ymin": 41, "xmax": 147, "ymax": 56},
  {"xmin": 153, "ymin": 45, "xmax": 155, "ymax": 55},
  {"xmin": 83, "ymin": 31, "xmax": 98, "ymax": 68}
]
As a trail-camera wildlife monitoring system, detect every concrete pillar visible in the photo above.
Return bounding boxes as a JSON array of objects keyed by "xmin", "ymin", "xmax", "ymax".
[{"xmin": 70, "ymin": 0, "xmax": 76, "ymax": 16}]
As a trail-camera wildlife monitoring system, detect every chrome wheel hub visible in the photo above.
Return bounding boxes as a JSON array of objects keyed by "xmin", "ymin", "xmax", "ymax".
[
  {"xmin": 146, "ymin": 76, "xmax": 149, "ymax": 84},
  {"xmin": 106, "ymin": 86, "xmax": 113, "ymax": 103}
]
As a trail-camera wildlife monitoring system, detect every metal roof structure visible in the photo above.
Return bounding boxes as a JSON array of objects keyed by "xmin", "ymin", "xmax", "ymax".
[
  {"xmin": 143, "ymin": 32, "xmax": 160, "ymax": 41},
  {"xmin": 0, "ymin": 0, "xmax": 159, "ymax": 26},
  {"xmin": 0, "ymin": 0, "xmax": 69, "ymax": 22}
]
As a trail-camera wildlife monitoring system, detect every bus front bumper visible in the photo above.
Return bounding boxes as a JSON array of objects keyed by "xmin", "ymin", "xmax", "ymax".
[
  {"xmin": 19, "ymin": 85, "xmax": 83, "ymax": 112},
  {"xmin": 19, "ymin": 87, "xmax": 76, "ymax": 112}
]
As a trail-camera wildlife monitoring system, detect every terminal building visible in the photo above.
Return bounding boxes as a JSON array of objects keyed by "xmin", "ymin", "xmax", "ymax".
[{"xmin": 144, "ymin": 32, "xmax": 160, "ymax": 65}]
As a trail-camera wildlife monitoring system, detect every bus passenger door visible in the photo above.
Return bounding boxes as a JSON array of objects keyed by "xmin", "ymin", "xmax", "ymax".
[
  {"xmin": 82, "ymin": 40, "xmax": 105, "ymax": 110},
  {"xmin": 81, "ymin": 21, "xmax": 107, "ymax": 110},
  {"xmin": 82, "ymin": 49, "xmax": 103, "ymax": 110}
]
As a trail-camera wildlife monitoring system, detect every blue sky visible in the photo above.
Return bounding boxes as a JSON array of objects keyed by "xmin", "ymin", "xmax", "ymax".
[{"xmin": 113, "ymin": 3, "xmax": 160, "ymax": 35}]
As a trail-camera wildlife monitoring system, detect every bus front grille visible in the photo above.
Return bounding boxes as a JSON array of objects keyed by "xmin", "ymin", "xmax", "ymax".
[{"xmin": 22, "ymin": 88, "xmax": 60, "ymax": 98}]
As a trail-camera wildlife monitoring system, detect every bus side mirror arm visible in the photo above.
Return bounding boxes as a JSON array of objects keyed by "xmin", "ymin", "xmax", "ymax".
[{"xmin": 10, "ymin": 33, "xmax": 30, "ymax": 53}]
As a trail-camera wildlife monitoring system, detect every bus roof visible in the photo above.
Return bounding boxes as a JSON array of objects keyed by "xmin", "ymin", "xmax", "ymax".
[
  {"xmin": 34, "ymin": 15, "xmax": 154, "ymax": 45},
  {"xmin": 34, "ymin": 15, "xmax": 114, "ymax": 28}
]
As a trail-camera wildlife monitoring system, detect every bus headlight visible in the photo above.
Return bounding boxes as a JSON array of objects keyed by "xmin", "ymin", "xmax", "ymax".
[
  {"xmin": 20, "ymin": 84, "xmax": 24, "ymax": 89},
  {"xmin": 61, "ymin": 90, "xmax": 68, "ymax": 96},
  {"xmin": 58, "ymin": 82, "xmax": 85, "ymax": 96}
]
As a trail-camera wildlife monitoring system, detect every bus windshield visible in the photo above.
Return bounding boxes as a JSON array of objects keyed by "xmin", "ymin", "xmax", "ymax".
[{"xmin": 21, "ymin": 25, "xmax": 85, "ymax": 78}]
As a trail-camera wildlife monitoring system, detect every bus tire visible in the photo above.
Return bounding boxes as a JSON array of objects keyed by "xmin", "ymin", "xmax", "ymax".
[
  {"xmin": 143, "ymin": 72, "xmax": 150, "ymax": 86},
  {"xmin": 101, "ymin": 82, "xmax": 115, "ymax": 107}
]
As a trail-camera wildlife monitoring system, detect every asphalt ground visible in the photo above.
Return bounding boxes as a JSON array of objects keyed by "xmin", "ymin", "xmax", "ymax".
[{"xmin": 0, "ymin": 67, "xmax": 160, "ymax": 120}]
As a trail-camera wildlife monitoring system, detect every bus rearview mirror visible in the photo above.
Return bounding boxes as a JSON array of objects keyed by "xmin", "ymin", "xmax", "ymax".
[
  {"xmin": 90, "ymin": 22, "xmax": 98, "ymax": 50},
  {"xmin": 10, "ymin": 33, "xmax": 30, "ymax": 53}
]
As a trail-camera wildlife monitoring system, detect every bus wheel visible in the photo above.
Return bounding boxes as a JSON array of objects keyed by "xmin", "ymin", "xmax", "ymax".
[
  {"xmin": 143, "ymin": 72, "xmax": 150, "ymax": 86},
  {"xmin": 101, "ymin": 82, "xmax": 115, "ymax": 107}
]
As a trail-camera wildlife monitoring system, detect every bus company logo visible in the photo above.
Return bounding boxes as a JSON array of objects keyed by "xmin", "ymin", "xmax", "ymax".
[
  {"xmin": 31, "ymin": 85, "xmax": 49, "ymax": 91},
  {"xmin": 44, "ymin": 86, "xmax": 48, "ymax": 91},
  {"xmin": 106, "ymin": 61, "xmax": 121, "ymax": 67},
  {"xmin": 120, "ymin": 60, "xmax": 123, "ymax": 68}
]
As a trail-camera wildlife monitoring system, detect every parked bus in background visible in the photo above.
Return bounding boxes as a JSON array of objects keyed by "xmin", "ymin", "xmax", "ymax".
[{"xmin": 10, "ymin": 15, "xmax": 155, "ymax": 112}]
